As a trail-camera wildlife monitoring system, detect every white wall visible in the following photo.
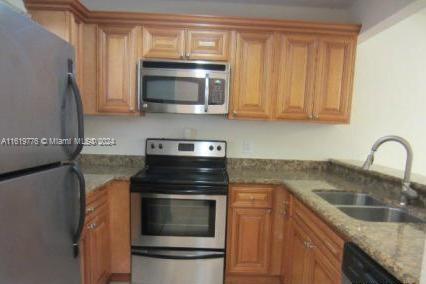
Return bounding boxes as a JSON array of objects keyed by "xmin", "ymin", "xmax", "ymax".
[
  {"xmin": 81, "ymin": 0, "xmax": 350, "ymax": 23},
  {"xmin": 1, "ymin": 0, "xmax": 26, "ymax": 13},
  {"xmin": 84, "ymin": 9, "xmax": 426, "ymax": 175}
]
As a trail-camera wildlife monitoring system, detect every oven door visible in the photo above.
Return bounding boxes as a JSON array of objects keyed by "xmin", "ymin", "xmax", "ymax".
[
  {"xmin": 140, "ymin": 68, "xmax": 228, "ymax": 114},
  {"xmin": 131, "ymin": 193, "xmax": 226, "ymax": 249}
]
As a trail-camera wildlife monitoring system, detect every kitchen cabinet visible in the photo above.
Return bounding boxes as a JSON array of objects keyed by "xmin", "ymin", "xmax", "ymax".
[
  {"xmin": 275, "ymin": 33, "xmax": 317, "ymax": 120},
  {"xmin": 142, "ymin": 26, "xmax": 230, "ymax": 61},
  {"xmin": 81, "ymin": 187, "xmax": 111, "ymax": 284},
  {"xmin": 275, "ymin": 34, "xmax": 356, "ymax": 123},
  {"xmin": 28, "ymin": 10, "xmax": 84, "ymax": 91},
  {"xmin": 229, "ymin": 32, "xmax": 275, "ymax": 119},
  {"xmin": 186, "ymin": 29, "xmax": 230, "ymax": 61},
  {"xmin": 98, "ymin": 25, "xmax": 141, "ymax": 114},
  {"xmin": 142, "ymin": 26, "xmax": 185, "ymax": 59},
  {"xmin": 81, "ymin": 181, "xmax": 131, "ymax": 283},
  {"xmin": 26, "ymin": 0, "xmax": 359, "ymax": 120},
  {"xmin": 284, "ymin": 197, "xmax": 344, "ymax": 284},
  {"xmin": 313, "ymin": 36, "xmax": 356, "ymax": 123},
  {"xmin": 227, "ymin": 185, "xmax": 288, "ymax": 276}
]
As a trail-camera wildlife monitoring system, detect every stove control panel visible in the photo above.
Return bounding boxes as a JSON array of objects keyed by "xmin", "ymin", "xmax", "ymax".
[{"xmin": 146, "ymin": 139, "xmax": 226, "ymax": 157}]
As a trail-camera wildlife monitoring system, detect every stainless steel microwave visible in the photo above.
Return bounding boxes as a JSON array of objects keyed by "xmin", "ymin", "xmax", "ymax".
[{"xmin": 138, "ymin": 60, "xmax": 230, "ymax": 114}]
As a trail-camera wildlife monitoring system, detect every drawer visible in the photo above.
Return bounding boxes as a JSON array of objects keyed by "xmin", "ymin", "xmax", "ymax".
[
  {"xmin": 231, "ymin": 186, "xmax": 273, "ymax": 208},
  {"xmin": 293, "ymin": 198, "xmax": 344, "ymax": 263},
  {"xmin": 86, "ymin": 187, "xmax": 108, "ymax": 219}
]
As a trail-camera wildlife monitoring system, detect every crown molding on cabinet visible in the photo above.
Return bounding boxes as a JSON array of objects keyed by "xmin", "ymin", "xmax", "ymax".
[{"xmin": 25, "ymin": 0, "xmax": 361, "ymax": 35}]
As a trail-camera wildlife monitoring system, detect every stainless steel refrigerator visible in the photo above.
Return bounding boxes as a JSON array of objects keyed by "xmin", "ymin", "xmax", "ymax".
[{"xmin": 0, "ymin": 3, "xmax": 85, "ymax": 283}]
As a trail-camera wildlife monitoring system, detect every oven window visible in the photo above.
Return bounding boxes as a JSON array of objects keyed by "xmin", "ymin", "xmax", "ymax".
[
  {"xmin": 143, "ymin": 76, "xmax": 204, "ymax": 105},
  {"xmin": 141, "ymin": 198, "xmax": 216, "ymax": 237}
]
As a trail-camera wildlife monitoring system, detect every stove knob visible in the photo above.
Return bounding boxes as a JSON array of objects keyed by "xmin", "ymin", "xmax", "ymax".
[
  {"xmin": 209, "ymin": 145, "xmax": 214, "ymax": 151},
  {"xmin": 150, "ymin": 144, "xmax": 155, "ymax": 149},
  {"xmin": 159, "ymin": 143, "xmax": 163, "ymax": 149},
  {"xmin": 217, "ymin": 145, "xmax": 222, "ymax": 151}
]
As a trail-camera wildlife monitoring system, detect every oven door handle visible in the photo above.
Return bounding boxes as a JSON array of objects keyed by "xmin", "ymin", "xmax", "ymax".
[
  {"xmin": 132, "ymin": 249, "xmax": 225, "ymax": 260},
  {"xmin": 204, "ymin": 73, "xmax": 209, "ymax": 112}
]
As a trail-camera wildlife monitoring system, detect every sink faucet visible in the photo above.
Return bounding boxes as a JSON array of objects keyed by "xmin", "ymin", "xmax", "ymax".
[{"xmin": 362, "ymin": 135, "xmax": 418, "ymax": 206}]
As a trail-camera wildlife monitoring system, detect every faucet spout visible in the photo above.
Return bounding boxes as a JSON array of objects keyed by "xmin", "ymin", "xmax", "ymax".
[{"xmin": 362, "ymin": 135, "xmax": 417, "ymax": 206}]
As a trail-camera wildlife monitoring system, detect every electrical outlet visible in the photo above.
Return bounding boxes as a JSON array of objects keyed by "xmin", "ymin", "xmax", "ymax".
[{"xmin": 242, "ymin": 141, "xmax": 254, "ymax": 154}]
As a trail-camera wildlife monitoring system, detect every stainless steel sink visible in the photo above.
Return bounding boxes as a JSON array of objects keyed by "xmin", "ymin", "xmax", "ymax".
[
  {"xmin": 314, "ymin": 190, "xmax": 424, "ymax": 223},
  {"xmin": 336, "ymin": 206, "xmax": 424, "ymax": 223},
  {"xmin": 314, "ymin": 191, "xmax": 385, "ymax": 206}
]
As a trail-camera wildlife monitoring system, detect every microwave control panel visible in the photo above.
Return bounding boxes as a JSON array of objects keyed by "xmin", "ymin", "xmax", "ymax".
[{"xmin": 208, "ymin": 79, "xmax": 226, "ymax": 105}]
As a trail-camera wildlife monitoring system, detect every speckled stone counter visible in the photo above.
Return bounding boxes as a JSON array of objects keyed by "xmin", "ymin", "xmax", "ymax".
[
  {"xmin": 82, "ymin": 166, "xmax": 139, "ymax": 195},
  {"xmin": 229, "ymin": 167, "xmax": 426, "ymax": 284},
  {"xmin": 79, "ymin": 154, "xmax": 426, "ymax": 283}
]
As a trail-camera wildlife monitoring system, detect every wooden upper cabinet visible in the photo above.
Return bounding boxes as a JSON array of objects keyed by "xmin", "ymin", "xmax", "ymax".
[
  {"xmin": 275, "ymin": 34, "xmax": 317, "ymax": 120},
  {"xmin": 313, "ymin": 36, "xmax": 356, "ymax": 123},
  {"xmin": 231, "ymin": 32, "xmax": 275, "ymax": 119},
  {"xmin": 98, "ymin": 25, "xmax": 140, "ymax": 114},
  {"xmin": 186, "ymin": 29, "xmax": 229, "ymax": 61},
  {"xmin": 142, "ymin": 26, "xmax": 185, "ymax": 59}
]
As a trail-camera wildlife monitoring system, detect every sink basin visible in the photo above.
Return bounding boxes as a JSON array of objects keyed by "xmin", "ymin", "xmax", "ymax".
[
  {"xmin": 336, "ymin": 206, "xmax": 424, "ymax": 223},
  {"xmin": 314, "ymin": 191, "xmax": 385, "ymax": 206}
]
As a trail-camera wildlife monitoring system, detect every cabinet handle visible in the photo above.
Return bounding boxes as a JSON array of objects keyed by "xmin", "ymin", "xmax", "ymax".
[
  {"xmin": 282, "ymin": 201, "xmax": 289, "ymax": 216},
  {"xmin": 86, "ymin": 207, "xmax": 95, "ymax": 213},
  {"xmin": 249, "ymin": 195, "xmax": 255, "ymax": 201},
  {"xmin": 306, "ymin": 240, "xmax": 316, "ymax": 249},
  {"xmin": 308, "ymin": 114, "xmax": 313, "ymax": 119},
  {"xmin": 233, "ymin": 110, "xmax": 237, "ymax": 116},
  {"xmin": 186, "ymin": 52, "xmax": 190, "ymax": 58},
  {"xmin": 267, "ymin": 209, "xmax": 272, "ymax": 214},
  {"xmin": 87, "ymin": 223, "xmax": 97, "ymax": 230},
  {"xmin": 314, "ymin": 114, "xmax": 319, "ymax": 119}
]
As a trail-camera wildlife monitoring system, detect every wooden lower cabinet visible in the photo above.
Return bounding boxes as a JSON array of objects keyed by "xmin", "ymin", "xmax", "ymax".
[
  {"xmin": 227, "ymin": 184, "xmax": 344, "ymax": 284},
  {"xmin": 81, "ymin": 181, "xmax": 131, "ymax": 284},
  {"xmin": 227, "ymin": 185, "xmax": 288, "ymax": 277}
]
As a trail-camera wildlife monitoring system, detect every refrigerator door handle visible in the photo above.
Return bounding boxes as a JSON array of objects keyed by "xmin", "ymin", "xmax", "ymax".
[
  {"xmin": 71, "ymin": 163, "xmax": 86, "ymax": 258},
  {"xmin": 67, "ymin": 59, "xmax": 84, "ymax": 160}
]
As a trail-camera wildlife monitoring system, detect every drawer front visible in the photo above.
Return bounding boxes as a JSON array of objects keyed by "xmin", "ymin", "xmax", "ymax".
[
  {"xmin": 231, "ymin": 186, "xmax": 273, "ymax": 208},
  {"xmin": 293, "ymin": 198, "xmax": 344, "ymax": 263}
]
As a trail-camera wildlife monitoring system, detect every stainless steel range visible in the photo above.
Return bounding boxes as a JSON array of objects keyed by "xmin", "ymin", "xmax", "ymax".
[{"xmin": 130, "ymin": 139, "xmax": 228, "ymax": 284}]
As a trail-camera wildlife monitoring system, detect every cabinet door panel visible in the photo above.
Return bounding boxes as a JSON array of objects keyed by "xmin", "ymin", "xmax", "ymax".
[
  {"xmin": 187, "ymin": 29, "xmax": 229, "ymax": 61},
  {"xmin": 314, "ymin": 36, "xmax": 355, "ymax": 123},
  {"xmin": 308, "ymin": 244, "xmax": 341, "ymax": 284},
  {"xmin": 287, "ymin": 220, "xmax": 310, "ymax": 284},
  {"xmin": 275, "ymin": 34, "xmax": 317, "ymax": 120},
  {"xmin": 228, "ymin": 208, "xmax": 272, "ymax": 274},
  {"xmin": 98, "ymin": 25, "xmax": 139, "ymax": 113},
  {"xmin": 143, "ymin": 26, "xmax": 185, "ymax": 59},
  {"xmin": 231, "ymin": 32, "xmax": 275, "ymax": 119}
]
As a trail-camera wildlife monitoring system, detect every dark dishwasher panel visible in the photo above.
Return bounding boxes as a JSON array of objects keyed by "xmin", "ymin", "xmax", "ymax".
[{"xmin": 342, "ymin": 242, "xmax": 401, "ymax": 284}]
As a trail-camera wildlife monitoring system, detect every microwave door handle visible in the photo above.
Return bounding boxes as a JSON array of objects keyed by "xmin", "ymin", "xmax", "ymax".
[{"xmin": 204, "ymin": 74, "xmax": 209, "ymax": 112}]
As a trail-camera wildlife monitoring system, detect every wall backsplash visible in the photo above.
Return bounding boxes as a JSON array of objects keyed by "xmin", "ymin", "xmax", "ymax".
[{"xmin": 83, "ymin": 9, "xmax": 426, "ymax": 175}]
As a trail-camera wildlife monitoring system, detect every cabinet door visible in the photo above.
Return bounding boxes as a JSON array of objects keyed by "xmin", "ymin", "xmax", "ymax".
[
  {"xmin": 231, "ymin": 32, "xmax": 275, "ymax": 119},
  {"xmin": 142, "ymin": 26, "xmax": 185, "ymax": 59},
  {"xmin": 275, "ymin": 34, "xmax": 317, "ymax": 120},
  {"xmin": 98, "ymin": 25, "xmax": 140, "ymax": 113},
  {"xmin": 227, "ymin": 208, "xmax": 272, "ymax": 274},
  {"xmin": 307, "ymin": 242, "xmax": 341, "ymax": 284},
  {"xmin": 186, "ymin": 29, "xmax": 229, "ymax": 61},
  {"xmin": 286, "ymin": 220, "xmax": 310, "ymax": 284},
  {"xmin": 92, "ymin": 211, "xmax": 111, "ymax": 284},
  {"xmin": 313, "ymin": 36, "xmax": 356, "ymax": 123}
]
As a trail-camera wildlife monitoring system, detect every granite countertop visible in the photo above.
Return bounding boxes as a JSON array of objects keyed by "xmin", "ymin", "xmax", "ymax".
[
  {"xmin": 80, "ymin": 158, "xmax": 425, "ymax": 283},
  {"xmin": 229, "ymin": 167, "xmax": 426, "ymax": 284},
  {"xmin": 82, "ymin": 166, "xmax": 139, "ymax": 195}
]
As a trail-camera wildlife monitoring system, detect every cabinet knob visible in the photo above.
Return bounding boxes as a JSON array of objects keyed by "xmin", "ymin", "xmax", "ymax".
[
  {"xmin": 314, "ymin": 114, "xmax": 319, "ymax": 119},
  {"xmin": 87, "ymin": 223, "xmax": 97, "ymax": 230},
  {"xmin": 308, "ymin": 114, "xmax": 313, "ymax": 119},
  {"xmin": 186, "ymin": 52, "xmax": 190, "ymax": 58},
  {"xmin": 86, "ymin": 207, "xmax": 95, "ymax": 213},
  {"xmin": 305, "ymin": 240, "xmax": 316, "ymax": 249},
  {"xmin": 233, "ymin": 110, "xmax": 237, "ymax": 116}
]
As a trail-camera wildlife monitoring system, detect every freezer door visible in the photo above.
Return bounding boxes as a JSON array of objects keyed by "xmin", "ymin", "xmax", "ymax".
[
  {"xmin": 0, "ymin": 164, "xmax": 85, "ymax": 284},
  {"xmin": 0, "ymin": 3, "xmax": 84, "ymax": 174}
]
